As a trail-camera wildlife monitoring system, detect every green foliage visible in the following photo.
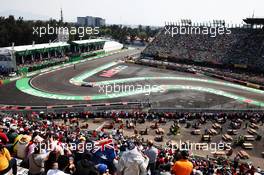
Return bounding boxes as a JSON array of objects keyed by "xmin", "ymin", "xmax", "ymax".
[
  {"xmin": 0, "ymin": 15, "xmax": 159, "ymax": 47},
  {"xmin": 0, "ymin": 15, "xmax": 57, "ymax": 47},
  {"xmin": 233, "ymin": 135, "xmax": 245, "ymax": 147}
]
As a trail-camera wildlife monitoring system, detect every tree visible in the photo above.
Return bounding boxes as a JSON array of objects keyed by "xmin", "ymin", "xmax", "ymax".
[
  {"xmin": 138, "ymin": 31, "xmax": 147, "ymax": 42},
  {"xmin": 0, "ymin": 16, "xmax": 159, "ymax": 47}
]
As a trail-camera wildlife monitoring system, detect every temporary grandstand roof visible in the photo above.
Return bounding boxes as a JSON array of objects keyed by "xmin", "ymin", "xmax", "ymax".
[
  {"xmin": 243, "ymin": 18, "xmax": 264, "ymax": 25},
  {"xmin": 71, "ymin": 39, "xmax": 106, "ymax": 46},
  {"xmin": 1, "ymin": 42, "xmax": 70, "ymax": 56},
  {"xmin": 3, "ymin": 42, "xmax": 70, "ymax": 52}
]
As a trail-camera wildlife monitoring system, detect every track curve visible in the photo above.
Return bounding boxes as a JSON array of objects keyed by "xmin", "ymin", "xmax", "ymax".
[{"xmin": 15, "ymin": 50, "xmax": 264, "ymax": 107}]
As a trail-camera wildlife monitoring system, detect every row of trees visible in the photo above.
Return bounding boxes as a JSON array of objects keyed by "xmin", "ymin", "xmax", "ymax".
[
  {"xmin": 98, "ymin": 25, "xmax": 158, "ymax": 43},
  {"xmin": 0, "ymin": 15, "xmax": 159, "ymax": 47}
]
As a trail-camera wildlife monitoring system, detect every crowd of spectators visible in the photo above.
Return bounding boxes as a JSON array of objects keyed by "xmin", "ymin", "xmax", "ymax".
[
  {"xmin": 142, "ymin": 25, "xmax": 264, "ymax": 75},
  {"xmin": 17, "ymin": 56, "xmax": 69, "ymax": 69},
  {"xmin": 0, "ymin": 111, "xmax": 263, "ymax": 175},
  {"xmin": 0, "ymin": 55, "xmax": 69, "ymax": 78}
]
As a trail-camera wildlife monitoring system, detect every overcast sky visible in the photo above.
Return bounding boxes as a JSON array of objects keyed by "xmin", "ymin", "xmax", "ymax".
[{"xmin": 1, "ymin": 0, "xmax": 264, "ymax": 26}]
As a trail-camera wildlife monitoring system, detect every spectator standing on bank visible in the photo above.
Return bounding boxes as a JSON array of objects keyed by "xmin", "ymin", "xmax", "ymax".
[{"xmin": 145, "ymin": 140, "xmax": 158, "ymax": 175}]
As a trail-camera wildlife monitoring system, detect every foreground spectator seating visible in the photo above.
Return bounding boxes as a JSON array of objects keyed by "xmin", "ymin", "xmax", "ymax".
[{"xmin": 0, "ymin": 111, "xmax": 263, "ymax": 175}]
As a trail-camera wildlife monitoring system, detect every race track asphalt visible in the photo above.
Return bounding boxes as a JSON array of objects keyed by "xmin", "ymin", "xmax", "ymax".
[{"xmin": 1, "ymin": 49, "xmax": 264, "ymax": 109}]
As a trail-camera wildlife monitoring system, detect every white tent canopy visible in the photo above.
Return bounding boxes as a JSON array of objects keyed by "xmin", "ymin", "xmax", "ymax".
[
  {"xmin": 2, "ymin": 42, "xmax": 70, "ymax": 53},
  {"xmin": 103, "ymin": 41, "xmax": 123, "ymax": 52},
  {"xmin": 71, "ymin": 39, "xmax": 105, "ymax": 45}
]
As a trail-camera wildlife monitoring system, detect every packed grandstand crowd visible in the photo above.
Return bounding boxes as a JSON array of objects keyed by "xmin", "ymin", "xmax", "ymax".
[
  {"xmin": 142, "ymin": 26, "xmax": 264, "ymax": 84},
  {"xmin": 0, "ymin": 111, "xmax": 263, "ymax": 175},
  {"xmin": 17, "ymin": 55, "xmax": 69, "ymax": 69},
  {"xmin": 16, "ymin": 55, "xmax": 70, "ymax": 74}
]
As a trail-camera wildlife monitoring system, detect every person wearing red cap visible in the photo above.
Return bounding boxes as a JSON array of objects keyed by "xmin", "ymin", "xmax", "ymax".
[{"xmin": 0, "ymin": 126, "xmax": 9, "ymax": 144}]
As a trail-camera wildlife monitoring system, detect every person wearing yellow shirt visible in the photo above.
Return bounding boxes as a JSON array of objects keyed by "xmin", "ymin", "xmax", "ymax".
[
  {"xmin": 0, "ymin": 139, "xmax": 17, "ymax": 175},
  {"xmin": 172, "ymin": 150, "xmax": 193, "ymax": 175}
]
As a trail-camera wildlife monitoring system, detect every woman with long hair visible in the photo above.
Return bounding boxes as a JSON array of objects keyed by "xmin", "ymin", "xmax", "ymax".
[{"xmin": 45, "ymin": 150, "xmax": 60, "ymax": 173}]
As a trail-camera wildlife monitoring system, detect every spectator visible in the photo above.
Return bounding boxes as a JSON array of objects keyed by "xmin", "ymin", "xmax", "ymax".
[
  {"xmin": 45, "ymin": 151, "xmax": 60, "ymax": 173},
  {"xmin": 65, "ymin": 157, "xmax": 76, "ymax": 174},
  {"xmin": 0, "ymin": 125, "xmax": 9, "ymax": 144},
  {"xmin": 16, "ymin": 135, "xmax": 31, "ymax": 159},
  {"xmin": 97, "ymin": 163, "xmax": 109, "ymax": 175},
  {"xmin": 0, "ymin": 139, "xmax": 17, "ymax": 175},
  {"xmin": 145, "ymin": 140, "xmax": 158, "ymax": 175},
  {"xmin": 114, "ymin": 141, "xmax": 149, "ymax": 175},
  {"xmin": 160, "ymin": 163, "xmax": 172, "ymax": 175},
  {"xmin": 172, "ymin": 150, "xmax": 193, "ymax": 175},
  {"xmin": 47, "ymin": 162, "xmax": 68, "ymax": 175},
  {"xmin": 233, "ymin": 155, "xmax": 240, "ymax": 171},
  {"xmin": 27, "ymin": 135, "xmax": 44, "ymax": 159},
  {"xmin": 46, "ymin": 155, "xmax": 70, "ymax": 175},
  {"xmin": 28, "ymin": 146, "xmax": 49, "ymax": 175},
  {"xmin": 7, "ymin": 125, "xmax": 18, "ymax": 143},
  {"xmin": 74, "ymin": 152, "xmax": 98, "ymax": 175}
]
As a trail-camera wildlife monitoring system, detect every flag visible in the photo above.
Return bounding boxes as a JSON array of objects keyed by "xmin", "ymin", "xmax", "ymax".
[{"xmin": 92, "ymin": 138, "xmax": 116, "ymax": 161}]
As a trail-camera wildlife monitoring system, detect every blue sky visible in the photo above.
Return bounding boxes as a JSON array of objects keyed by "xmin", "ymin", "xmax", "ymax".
[{"xmin": 1, "ymin": 0, "xmax": 264, "ymax": 26}]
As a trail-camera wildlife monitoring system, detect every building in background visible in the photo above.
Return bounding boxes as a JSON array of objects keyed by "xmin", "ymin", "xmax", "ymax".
[
  {"xmin": 77, "ymin": 16, "xmax": 105, "ymax": 27},
  {"xmin": 77, "ymin": 17, "xmax": 86, "ymax": 26},
  {"xmin": 95, "ymin": 17, "xmax": 105, "ymax": 27},
  {"xmin": 86, "ymin": 16, "xmax": 95, "ymax": 26}
]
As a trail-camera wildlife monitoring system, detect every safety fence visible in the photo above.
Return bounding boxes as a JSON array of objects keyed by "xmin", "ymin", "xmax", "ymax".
[
  {"xmin": 149, "ymin": 108, "xmax": 264, "ymax": 113},
  {"xmin": 0, "ymin": 101, "xmax": 147, "ymax": 114},
  {"xmin": 203, "ymin": 72, "xmax": 264, "ymax": 91}
]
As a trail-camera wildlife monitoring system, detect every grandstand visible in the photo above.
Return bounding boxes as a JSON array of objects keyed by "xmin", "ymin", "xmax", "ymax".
[
  {"xmin": 142, "ymin": 20, "xmax": 264, "ymax": 73},
  {"xmin": 1, "ymin": 16, "xmax": 264, "ymax": 175},
  {"xmin": 0, "ymin": 110, "xmax": 263, "ymax": 174},
  {"xmin": 70, "ymin": 39, "xmax": 105, "ymax": 53},
  {"xmin": 0, "ymin": 39, "xmax": 123, "ymax": 76},
  {"xmin": 0, "ymin": 42, "xmax": 70, "ymax": 69}
]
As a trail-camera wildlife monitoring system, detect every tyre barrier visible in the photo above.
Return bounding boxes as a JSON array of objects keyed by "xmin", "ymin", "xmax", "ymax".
[
  {"xmin": 138, "ymin": 59, "xmax": 196, "ymax": 74},
  {"xmin": 203, "ymin": 72, "xmax": 264, "ymax": 91},
  {"xmin": 139, "ymin": 60, "xmax": 264, "ymax": 91}
]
